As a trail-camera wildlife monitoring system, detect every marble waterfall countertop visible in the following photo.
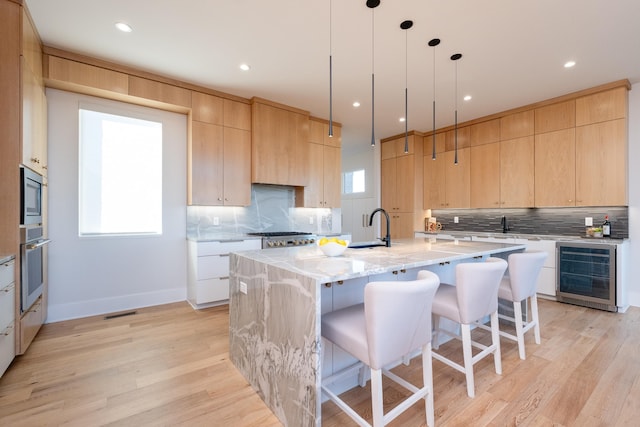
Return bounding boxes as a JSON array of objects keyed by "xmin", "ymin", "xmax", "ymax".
[
  {"xmin": 229, "ymin": 237, "xmax": 526, "ymax": 283},
  {"xmin": 228, "ymin": 237, "xmax": 526, "ymax": 427}
]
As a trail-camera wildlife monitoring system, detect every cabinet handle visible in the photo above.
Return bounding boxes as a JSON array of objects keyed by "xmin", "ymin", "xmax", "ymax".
[
  {"xmin": 337, "ymin": 280, "xmax": 344, "ymax": 285},
  {"xmin": 219, "ymin": 276, "xmax": 229, "ymax": 280},
  {"xmin": 30, "ymin": 157, "xmax": 40, "ymax": 164},
  {"xmin": 400, "ymin": 269, "xmax": 406, "ymax": 273},
  {"xmin": 439, "ymin": 261, "xmax": 451, "ymax": 266},
  {"xmin": 324, "ymin": 282, "xmax": 332, "ymax": 288},
  {"xmin": 219, "ymin": 254, "xmax": 230, "ymax": 257},
  {"xmin": 2, "ymin": 324, "xmax": 13, "ymax": 336},
  {"xmin": 2, "ymin": 284, "xmax": 14, "ymax": 293},
  {"xmin": 218, "ymin": 198, "xmax": 223, "ymax": 201},
  {"xmin": 392, "ymin": 270, "xmax": 399, "ymax": 275}
]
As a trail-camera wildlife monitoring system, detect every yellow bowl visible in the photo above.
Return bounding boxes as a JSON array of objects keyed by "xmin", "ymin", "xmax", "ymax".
[{"xmin": 318, "ymin": 240, "xmax": 349, "ymax": 257}]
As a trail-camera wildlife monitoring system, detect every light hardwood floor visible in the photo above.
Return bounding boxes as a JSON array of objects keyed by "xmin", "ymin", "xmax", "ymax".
[{"xmin": 1, "ymin": 299, "xmax": 639, "ymax": 426}]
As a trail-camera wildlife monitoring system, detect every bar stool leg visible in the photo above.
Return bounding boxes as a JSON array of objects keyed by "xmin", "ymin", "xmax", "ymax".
[
  {"xmin": 461, "ymin": 324, "xmax": 475, "ymax": 398},
  {"xmin": 370, "ymin": 368, "xmax": 384, "ymax": 426},
  {"xmin": 513, "ymin": 300, "xmax": 526, "ymax": 360},
  {"xmin": 531, "ymin": 294, "xmax": 541, "ymax": 344},
  {"xmin": 491, "ymin": 311, "xmax": 502, "ymax": 374}
]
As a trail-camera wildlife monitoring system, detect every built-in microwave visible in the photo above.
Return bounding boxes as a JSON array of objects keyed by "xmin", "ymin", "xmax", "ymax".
[{"xmin": 20, "ymin": 166, "xmax": 43, "ymax": 226}]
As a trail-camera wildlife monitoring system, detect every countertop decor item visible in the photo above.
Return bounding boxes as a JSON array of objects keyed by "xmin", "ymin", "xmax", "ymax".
[{"xmin": 318, "ymin": 238, "xmax": 349, "ymax": 257}]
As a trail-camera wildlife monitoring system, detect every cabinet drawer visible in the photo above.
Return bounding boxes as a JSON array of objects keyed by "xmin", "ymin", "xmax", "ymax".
[
  {"xmin": 197, "ymin": 255, "xmax": 230, "ymax": 280},
  {"xmin": 0, "ymin": 283, "xmax": 15, "ymax": 330},
  {"xmin": 197, "ymin": 239, "xmax": 261, "ymax": 256},
  {"xmin": 1, "ymin": 321, "xmax": 16, "ymax": 377},
  {"xmin": 20, "ymin": 299, "xmax": 43, "ymax": 352},
  {"xmin": 0, "ymin": 260, "xmax": 15, "ymax": 288},
  {"xmin": 193, "ymin": 278, "xmax": 229, "ymax": 303}
]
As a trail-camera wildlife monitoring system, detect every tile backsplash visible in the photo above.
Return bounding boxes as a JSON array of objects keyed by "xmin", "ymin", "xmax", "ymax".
[
  {"xmin": 187, "ymin": 184, "xmax": 341, "ymax": 239},
  {"xmin": 430, "ymin": 207, "xmax": 629, "ymax": 239}
]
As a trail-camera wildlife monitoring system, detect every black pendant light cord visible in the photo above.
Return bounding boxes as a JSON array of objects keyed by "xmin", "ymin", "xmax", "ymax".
[
  {"xmin": 402, "ymin": 20, "xmax": 412, "ymax": 154},
  {"xmin": 367, "ymin": 0, "xmax": 379, "ymax": 146},
  {"xmin": 328, "ymin": 0, "xmax": 333, "ymax": 137},
  {"xmin": 429, "ymin": 38, "xmax": 440, "ymax": 160},
  {"xmin": 451, "ymin": 53, "xmax": 462, "ymax": 165}
]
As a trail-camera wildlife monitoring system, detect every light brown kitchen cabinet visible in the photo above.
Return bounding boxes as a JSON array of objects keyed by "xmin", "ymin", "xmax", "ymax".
[
  {"xmin": 189, "ymin": 121, "xmax": 251, "ymax": 206},
  {"xmin": 535, "ymin": 128, "xmax": 576, "ymax": 207},
  {"xmin": 576, "ymin": 86, "xmax": 627, "ymax": 126},
  {"xmin": 444, "ymin": 126, "xmax": 470, "ymax": 152},
  {"xmin": 470, "ymin": 143, "xmax": 500, "ymax": 208},
  {"xmin": 500, "ymin": 136, "xmax": 534, "ymax": 207},
  {"xmin": 380, "ymin": 134, "xmax": 424, "ymax": 238},
  {"xmin": 251, "ymin": 98, "xmax": 309, "ymax": 186},
  {"xmin": 535, "ymin": 100, "xmax": 575, "ymax": 134},
  {"xmin": 128, "ymin": 75, "xmax": 191, "ymax": 108},
  {"xmin": 444, "ymin": 148, "xmax": 470, "ymax": 208},
  {"xmin": 470, "ymin": 119, "xmax": 500, "ymax": 147},
  {"xmin": 45, "ymin": 55, "xmax": 129, "ymax": 95},
  {"xmin": 296, "ymin": 120, "xmax": 341, "ymax": 208},
  {"xmin": 500, "ymin": 110, "xmax": 534, "ymax": 140},
  {"xmin": 21, "ymin": 56, "xmax": 48, "ymax": 176},
  {"xmin": 575, "ymin": 119, "xmax": 627, "ymax": 206}
]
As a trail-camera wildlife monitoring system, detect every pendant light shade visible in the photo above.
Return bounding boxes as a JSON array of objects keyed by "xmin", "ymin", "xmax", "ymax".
[
  {"xmin": 367, "ymin": 0, "xmax": 380, "ymax": 147},
  {"xmin": 451, "ymin": 53, "xmax": 462, "ymax": 165},
  {"xmin": 428, "ymin": 38, "xmax": 440, "ymax": 160},
  {"xmin": 328, "ymin": 0, "xmax": 333, "ymax": 137},
  {"xmin": 401, "ymin": 20, "xmax": 413, "ymax": 154}
]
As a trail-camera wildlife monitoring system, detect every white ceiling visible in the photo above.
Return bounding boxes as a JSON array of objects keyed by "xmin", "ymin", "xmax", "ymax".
[{"xmin": 26, "ymin": 0, "xmax": 640, "ymax": 152}]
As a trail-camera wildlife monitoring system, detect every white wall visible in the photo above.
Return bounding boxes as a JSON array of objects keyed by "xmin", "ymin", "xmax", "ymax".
[
  {"xmin": 626, "ymin": 83, "xmax": 639, "ymax": 306},
  {"xmin": 46, "ymin": 89, "xmax": 187, "ymax": 322}
]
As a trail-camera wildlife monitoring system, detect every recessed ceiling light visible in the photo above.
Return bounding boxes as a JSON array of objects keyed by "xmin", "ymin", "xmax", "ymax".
[
  {"xmin": 399, "ymin": 117, "xmax": 406, "ymax": 123},
  {"xmin": 239, "ymin": 64, "xmax": 251, "ymax": 71},
  {"xmin": 464, "ymin": 95, "xmax": 472, "ymax": 101},
  {"xmin": 115, "ymin": 22, "xmax": 132, "ymax": 33},
  {"xmin": 564, "ymin": 60, "xmax": 576, "ymax": 68},
  {"xmin": 352, "ymin": 101, "xmax": 361, "ymax": 108}
]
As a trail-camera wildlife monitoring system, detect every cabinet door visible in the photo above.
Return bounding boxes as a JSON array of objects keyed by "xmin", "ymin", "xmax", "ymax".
[
  {"xmin": 575, "ymin": 119, "xmax": 627, "ymax": 206},
  {"xmin": 535, "ymin": 129, "xmax": 575, "ymax": 207},
  {"xmin": 381, "ymin": 158, "xmax": 397, "ymax": 212},
  {"xmin": 323, "ymin": 145, "xmax": 341, "ymax": 208},
  {"xmin": 22, "ymin": 57, "xmax": 47, "ymax": 175},
  {"xmin": 190, "ymin": 121, "xmax": 224, "ymax": 205},
  {"xmin": 500, "ymin": 136, "xmax": 534, "ymax": 207},
  {"xmin": 391, "ymin": 212, "xmax": 414, "ymax": 239},
  {"xmin": 470, "ymin": 142, "xmax": 500, "ymax": 208},
  {"xmin": 223, "ymin": 127, "xmax": 251, "ymax": 206},
  {"xmin": 395, "ymin": 154, "xmax": 415, "ymax": 212},
  {"xmin": 303, "ymin": 142, "xmax": 324, "ymax": 208},
  {"xmin": 445, "ymin": 148, "xmax": 470, "ymax": 208},
  {"xmin": 424, "ymin": 155, "xmax": 446, "ymax": 209}
]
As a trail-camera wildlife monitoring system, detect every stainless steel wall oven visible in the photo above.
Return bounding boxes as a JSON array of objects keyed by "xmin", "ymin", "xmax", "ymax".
[
  {"xmin": 556, "ymin": 241, "xmax": 617, "ymax": 312},
  {"xmin": 20, "ymin": 226, "xmax": 50, "ymax": 313}
]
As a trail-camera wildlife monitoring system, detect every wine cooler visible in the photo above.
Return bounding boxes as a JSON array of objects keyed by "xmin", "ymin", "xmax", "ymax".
[{"xmin": 556, "ymin": 241, "xmax": 617, "ymax": 312}]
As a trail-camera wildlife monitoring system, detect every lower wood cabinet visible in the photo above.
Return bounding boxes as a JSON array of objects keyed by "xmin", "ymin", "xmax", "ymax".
[
  {"xmin": 187, "ymin": 239, "xmax": 261, "ymax": 308},
  {"xmin": 0, "ymin": 258, "xmax": 16, "ymax": 378},
  {"xmin": 20, "ymin": 296, "xmax": 43, "ymax": 354}
]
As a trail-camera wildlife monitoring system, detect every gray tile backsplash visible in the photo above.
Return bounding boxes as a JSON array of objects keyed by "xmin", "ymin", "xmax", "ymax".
[
  {"xmin": 430, "ymin": 207, "xmax": 628, "ymax": 239},
  {"xmin": 187, "ymin": 184, "xmax": 341, "ymax": 239}
]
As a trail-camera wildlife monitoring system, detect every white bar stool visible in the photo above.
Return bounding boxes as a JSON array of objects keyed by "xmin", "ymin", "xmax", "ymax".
[
  {"xmin": 431, "ymin": 257, "xmax": 508, "ymax": 398},
  {"xmin": 321, "ymin": 270, "xmax": 440, "ymax": 427},
  {"xmin": 497, "ymin": 251, "xmax": 547, "ymax": 360}
]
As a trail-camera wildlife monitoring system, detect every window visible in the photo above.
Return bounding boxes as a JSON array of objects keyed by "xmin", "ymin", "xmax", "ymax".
[
  {"xmin": 79, "ymin": 107, "xmax": 163, "ymax": 236},
  {"xmin": 343, "ymin": 169, "xmax": 366, "ymax": 194}
]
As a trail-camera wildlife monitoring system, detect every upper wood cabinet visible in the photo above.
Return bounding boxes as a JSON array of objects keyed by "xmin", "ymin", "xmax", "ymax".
[
  {"xmin": 535, "ymin": 128, "xmax": 576, "ymax": 207},
  {"xmin": 575, "ymin": 119, "xmax": 627, "ymax": 206},
  {"xmin": 500, "ymin": 136, "xmax": 534, "ymax": 207},
  {"xmin": 444, "ymin": 126, "xmax": 470, "ymax": 152},
  {"xmin": 128, "ymin": 76, "xmax": 191, "ymax": 108},
  {"xmin": 576, "ymin": 86, "xmax": 627, "ymax": 126},
  {"xmin": 500, "ymin": 110, "xmax": 534, "ymax": 140},
  {"xmin": 297, "ymin": 120, "xmax": 341, "ymax": 208},
  {"xmin": 470, "ymin": 143, "xmax": 500, "ymax": 208},
  {"xmin": 380, "ymin": 134, "xmax": 424, "ymax": 238},
  {"xmin": 251, "ymin": 98, "xmax": 309, "ymax": 186},
  {"xmin": 21, "ymin": 56, "xmax": 47, "ymax": 176},
  {"xmin": 444, "ymin": 148, "xmax": 470, "ymax": 208},
  {"xmin": 189, "ymin": 95, "xmax": 252, "ymax": 206},
  {"xmin": 46, "ymin": 56, "xmax": 129, "ymax": 94},
  {"xmin": 535, "ymin": 100, "xmax": 575, "ymax": 134},
  {"xmin": 470, "ymin": 119, "xmax": 500, "ymax": 147}
]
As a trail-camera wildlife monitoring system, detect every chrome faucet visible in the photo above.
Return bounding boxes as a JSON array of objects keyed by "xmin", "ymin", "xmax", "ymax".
[
  {"xmin": 369, "ymin": 208, "xmax": 391, "ymax": 247},
  {"xmin": 501, "ymin": 215, "xmax": 511, "ymax": 233}
]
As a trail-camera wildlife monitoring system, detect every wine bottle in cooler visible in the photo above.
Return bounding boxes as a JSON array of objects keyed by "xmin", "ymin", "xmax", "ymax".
[{"xmin": 602, "ymin": 215, "xmax": 611, "ymax": 237}]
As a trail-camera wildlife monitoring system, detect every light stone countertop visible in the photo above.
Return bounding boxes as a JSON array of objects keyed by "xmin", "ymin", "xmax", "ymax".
[
  {"xmin": 415, "ymin": 230, "xmax": 626, "ymax": 243},
  {"xmin": 231, "ymin": 237, "xmax": 526, "ymax": 283}
]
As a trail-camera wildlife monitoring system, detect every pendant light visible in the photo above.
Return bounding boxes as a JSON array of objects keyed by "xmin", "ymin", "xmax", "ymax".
[
  {"xmin": 428, "ymin": 38, "xmax": 440, "ymax": 160},
  {"xmin": 367, "ymin": 0, "xmax": 380, "ymax": 147},
  {"xmin": 451, "ymin": 53, "xmax": 462, "ymax": 165},
  {"xmin": 328, "ymin": 0, "xmax": 333, "ymax": 137},
  {"xmin": 401, "ymin": 20, "xmax": 413, "ymax": 154}
]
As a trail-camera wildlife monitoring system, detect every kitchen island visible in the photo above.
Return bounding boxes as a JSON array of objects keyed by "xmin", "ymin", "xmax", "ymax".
[{"xmin": 229, "ymin": 237, "xmax": 526, "ymax": 426}]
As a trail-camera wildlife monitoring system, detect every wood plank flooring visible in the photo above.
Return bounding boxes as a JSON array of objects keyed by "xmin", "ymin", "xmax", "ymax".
[{"xmin": 1, "ymin": 299, "xmax": 639, "ymax": 426}]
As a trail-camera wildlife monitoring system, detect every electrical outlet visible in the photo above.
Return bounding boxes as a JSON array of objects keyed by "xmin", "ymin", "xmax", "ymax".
[
  {"xmin": 585, "ymin": 217, "xmax": 593, "ymax": 226},
  {"xmin": 213, "ymin": 217, "xmax": 219, "ymax": 225},
  {"xmin": 240, "ymin": 281, "xmax": 248, "ymax": 294},
  {"xmin": 454, "ymin": 216, "xmax": 459, "ymax": 223},
  {"xmin": 309, "ymin": 216, "xmax": 314, "ymax": 224}
]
